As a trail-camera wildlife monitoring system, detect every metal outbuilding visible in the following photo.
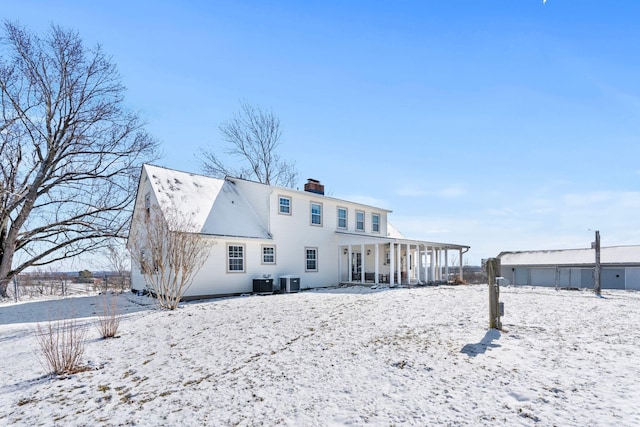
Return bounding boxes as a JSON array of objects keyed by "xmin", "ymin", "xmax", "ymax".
[{"xmin": 497, "ymin": 246, "xmax": 640, "ymax": 290}]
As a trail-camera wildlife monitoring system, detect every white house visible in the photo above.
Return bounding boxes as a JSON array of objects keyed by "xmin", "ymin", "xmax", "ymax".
[
  {"xmin": 129, "ymin": 164, "xmax": 470, "ymax": 299},
  {"xmin": 498, "ymin": 246, "xmax": 640, "ymax": 290}
]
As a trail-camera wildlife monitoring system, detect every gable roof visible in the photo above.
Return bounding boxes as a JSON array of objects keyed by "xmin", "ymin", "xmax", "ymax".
[
  {"xmin": 498, "ymin": 245, "xmax": 640, "ymax": 266},
  {"xmin": 143, "ymin": 164, "xmax": 270, "ymax": 239}
]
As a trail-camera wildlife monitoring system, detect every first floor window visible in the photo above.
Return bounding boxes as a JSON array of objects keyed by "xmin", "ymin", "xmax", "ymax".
[
  {"xmin": 140, "ymin": 249, "xmax": 147, "ymax": 273},
  {"xmin": 306, "ymin": 247, "xmax": 318, "ymax": 272},
  {"xmin": 262, "ymin": 245, "xmax": 276, "ymax": 264},
  {"xmin": 228, "ymin": 244, "xmax": 245, "ymax": 272}
]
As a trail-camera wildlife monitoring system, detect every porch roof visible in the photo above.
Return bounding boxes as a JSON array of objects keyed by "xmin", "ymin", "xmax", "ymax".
[{"xmin": 335, "ymin": 230, "xmax": 470, "ymax": 251}]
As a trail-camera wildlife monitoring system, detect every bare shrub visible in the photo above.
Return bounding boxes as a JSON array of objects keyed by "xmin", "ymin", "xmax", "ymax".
[
  {"xmin": 36, "ymin": 319, "xmax": 88, "ymax": 375},
  {"xmin": 96, "ymin": 292, "xmax": 122, "ymax": 339},
  {"xmin": 452, "ymin": 275, "xmax": 468, "ymax": 285}
]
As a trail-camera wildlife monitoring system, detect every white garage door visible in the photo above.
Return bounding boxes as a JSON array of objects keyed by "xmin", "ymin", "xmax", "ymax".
[{"xmin": 626, "ymin": 268, "xmax": 640, "ymax": 291}]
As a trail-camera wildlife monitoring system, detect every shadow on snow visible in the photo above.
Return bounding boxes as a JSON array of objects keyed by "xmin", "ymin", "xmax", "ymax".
[{"xmin": 460, "ymin": 329, "xmax": 502, "ymax": 357}]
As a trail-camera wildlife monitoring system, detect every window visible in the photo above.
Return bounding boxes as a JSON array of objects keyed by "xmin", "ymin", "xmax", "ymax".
[
  {"xmin": 311, "ymin": 202, "xmax": 322, "ymax": 226},
  {"xmin": 262, "ymin": 245, "xmax": 276, "ymax": 264},
  {"xmin": 306, "ymin": 247, "xmax": 318, "ymax": 271},
  {"xmin": 144, "ymin": 193, "xmax": 151, "ymax": 217},
  {"xmin": 372, "ymin": 213, "xmax": 380, "ymax": 233},
  {"xmin": 279, "ymin": 196, "xmax": 291, "ymax": 215},
  {"xmin": 227, "ymin": 244, "xmax": 245, "ymax": 272},
  {"xmin": 140, "ymin": 249, "xmax": 147, "ymax": 273},
  {"xmin": 337, "ymin": 207, "xmax": 347, "ymax": 229},
  {"xmin": 385, "ymin": 250, "xmax": 390, "ymax": 265},
  {"xmin": 356, "ymin": 210, "xmax": 365, "ymax": 232}
]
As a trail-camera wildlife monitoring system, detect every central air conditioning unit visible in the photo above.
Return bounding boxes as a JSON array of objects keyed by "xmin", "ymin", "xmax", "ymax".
[
  {"xmin": 252, "ymin": 277, "xmax": 273, "ymax": 293},
  {"xmin": 280, "ymin": 275, "xmax": 300, "ymax": 293}
]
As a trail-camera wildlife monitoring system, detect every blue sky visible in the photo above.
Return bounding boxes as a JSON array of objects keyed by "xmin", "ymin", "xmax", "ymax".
[{"xmin": 4, "ymin": 0, "xmax": 640, "ymax": 265}]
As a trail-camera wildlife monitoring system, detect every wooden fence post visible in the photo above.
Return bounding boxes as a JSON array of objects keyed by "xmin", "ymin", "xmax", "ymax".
[{"xmin": 487, "ymin": 258, "xmax": 502, "ymax": 330}]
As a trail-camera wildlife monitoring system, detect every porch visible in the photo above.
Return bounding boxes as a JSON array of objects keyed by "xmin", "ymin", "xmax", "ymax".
[{"xmin": 336, "ymin": 237, "xmax": 469, "ymax": 286}]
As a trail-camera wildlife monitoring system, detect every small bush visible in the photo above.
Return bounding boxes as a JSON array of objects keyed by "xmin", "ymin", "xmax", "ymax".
[
  {"xmin": 36, "ymin": 319, "xmax": 87, "ymax": 375},
  {"xmin": 96, "ymin": 292, "xmax": 121, "ymax": 339},
  {"xmin": 452, "ymin": 275, "xmax": 468, "ymax": 285}
]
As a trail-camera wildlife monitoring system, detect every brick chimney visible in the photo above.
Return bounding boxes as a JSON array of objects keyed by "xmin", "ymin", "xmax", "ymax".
[{"xmin": 304, "ymin": 178, "xmax": 324, "ymax": 195}]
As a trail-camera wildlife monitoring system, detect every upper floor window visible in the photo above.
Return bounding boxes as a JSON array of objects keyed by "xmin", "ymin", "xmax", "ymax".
[
  {"xmin": 262, "ymin": 245, "xmax": 276, "ymax": 264},
  {"xmin": 311, "ymin": 202, "xmax": 322, "ymax": 226},
  {"xmin": 337, "ymin": 207, "xmax": 347, "ymax": 229},
  {"xmin": 279, "ymin": 196, "xmax": 291, "ymax": 215},
  {"xmin": 372, "ymin": 213, "xmax": 380, "ymax": 233},
  {"xmin": 356, "ymin": 210, "xmax": 365, "ymax": 232},
  {"xmin": 306, "ymin": 247, "xmax": 318, "ymax": 272},
  {"xmin": 227, "ymin": 244, "xmax": 245, "ymax": 273},
  {"xmin": 144, "ymin": 193, "xmax": 151, "ymax": 217}
]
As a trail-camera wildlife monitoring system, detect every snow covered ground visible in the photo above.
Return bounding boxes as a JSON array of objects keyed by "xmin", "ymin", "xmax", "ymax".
[{"xmin": 1, "ymin": 284, "xmax": 640, "ymax": 426}]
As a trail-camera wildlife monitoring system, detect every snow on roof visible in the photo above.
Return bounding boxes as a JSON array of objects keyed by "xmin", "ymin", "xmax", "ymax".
[
  {"xmin": 144, "ymin": 164, "xmax": 270, "ymax": 239},
  {"xmin": 386, "ymin": 222, "xmax": 406, "ymax": 239},
  {"xmin": 498, "ymin": 245, "xmax": 640, "ymax": 266}
]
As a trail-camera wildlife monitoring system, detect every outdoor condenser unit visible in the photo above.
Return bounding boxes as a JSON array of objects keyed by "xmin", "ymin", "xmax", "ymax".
[
  {"xmin": 252, "ymin": 278, "xmax": 273, "ymax": 293},
  {"xmin": 280, "ymin": 275, "xmax": 300, "ymax": 293}
]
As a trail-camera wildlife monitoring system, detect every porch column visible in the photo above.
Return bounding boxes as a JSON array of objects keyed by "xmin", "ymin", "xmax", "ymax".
[
  {"xmin": 416, "ymin": 245, "xmax": 421, "ymax": 283},
  {"xmin": 389, "ymin": 242, "xmax": 395, "ymax": 285},
  {"xmin": 430, "ymin": 246, "xmax": 435, "ymax": 282},
  {"xmin": 435, "ymin": 249, "xmax": 440, "ymax": 280},
  {"xmin": 374, "ymin": 244, "xmax": 379, "ymax": 284},
  {"xmin": 348, "ymin": 244, "xmax": 353, "ymax": 282},
  {"xmin": 361, "ymin": 244, "xmax": 365, "ymax": 284},
  {"xmin": 338, "ymin": 246, "xmax": 342, "ymax": 283},
  {"xmin": 406, "ymin": 243, "xmax": 410, "ymax": 284},
  {"xmin": 396, "ymin": 243, "xmax": 402, "ymax": 284},
  {"xmin": 459, "ymin": 248, "xmax": 463, "ymax": 281},
  {"xmin": 445, "ymin": 249, "xmax": 449, "ymax": 282}
]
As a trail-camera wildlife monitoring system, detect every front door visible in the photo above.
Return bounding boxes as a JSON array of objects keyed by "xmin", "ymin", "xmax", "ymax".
[{"xmin": 352, "ymin": 252, "xmax": 362, "ymax": 280}]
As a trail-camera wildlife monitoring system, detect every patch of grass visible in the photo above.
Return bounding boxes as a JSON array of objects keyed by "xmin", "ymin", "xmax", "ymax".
[
  {"xmin": 184, "ymin": 373, "xmax": 214, "ymax": 387},
  {"xmin": 17, "ymin": 397, "xmax": 36, "ymax": 406},
  {"xmin": 120, "ymin": 393, "xmax": 134, "ymax": 404},
  {"xmin": 121, "ymin": 369, "xmax": 136, "ymax": 379}
]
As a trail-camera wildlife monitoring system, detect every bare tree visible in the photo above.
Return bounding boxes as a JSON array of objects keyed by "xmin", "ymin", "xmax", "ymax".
[
  {"xmin": 102, "ymin": 242, "xmax": 131, "ymax": 291},
  {"xmin": 200, "ymin": 101, "xmax": 298, "ymax": 188},
  {"xmin": 0, "ymin": 22, "xmax": 158, "ymax": 297},
  {"xmin": 129, "ymin": 200, "xmax": 212, "ymax": 310}
]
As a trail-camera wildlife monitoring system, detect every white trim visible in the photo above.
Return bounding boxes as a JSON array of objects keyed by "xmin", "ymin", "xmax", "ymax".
[
  {"xmin": 371, "ymin": 213, "xmax": 380, "ymax": 233},
  {"xmin": 261, "ymin": 244, "xmax": 276, "ymax": 265},
  {"xmin": 355, "ymin": 210, "xmax": 365, "ymax": 232},
  {"xmin": 310, "ymin": 201, "xmax": 323, "ymax": 226},
  {"xmin": 305, "ymin": 247, "xmax": 318, "ymax": 272},
  {"xmin": 278, "ymin": 195, "xmax": 292, "ymax": 215},
  {"xmin": 337, "ymin": 206, "xmax": 348, "ymax": 230},
  {"xmin": 227, "ymin": 243, "xmax": 246, "ymax": 273}
]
